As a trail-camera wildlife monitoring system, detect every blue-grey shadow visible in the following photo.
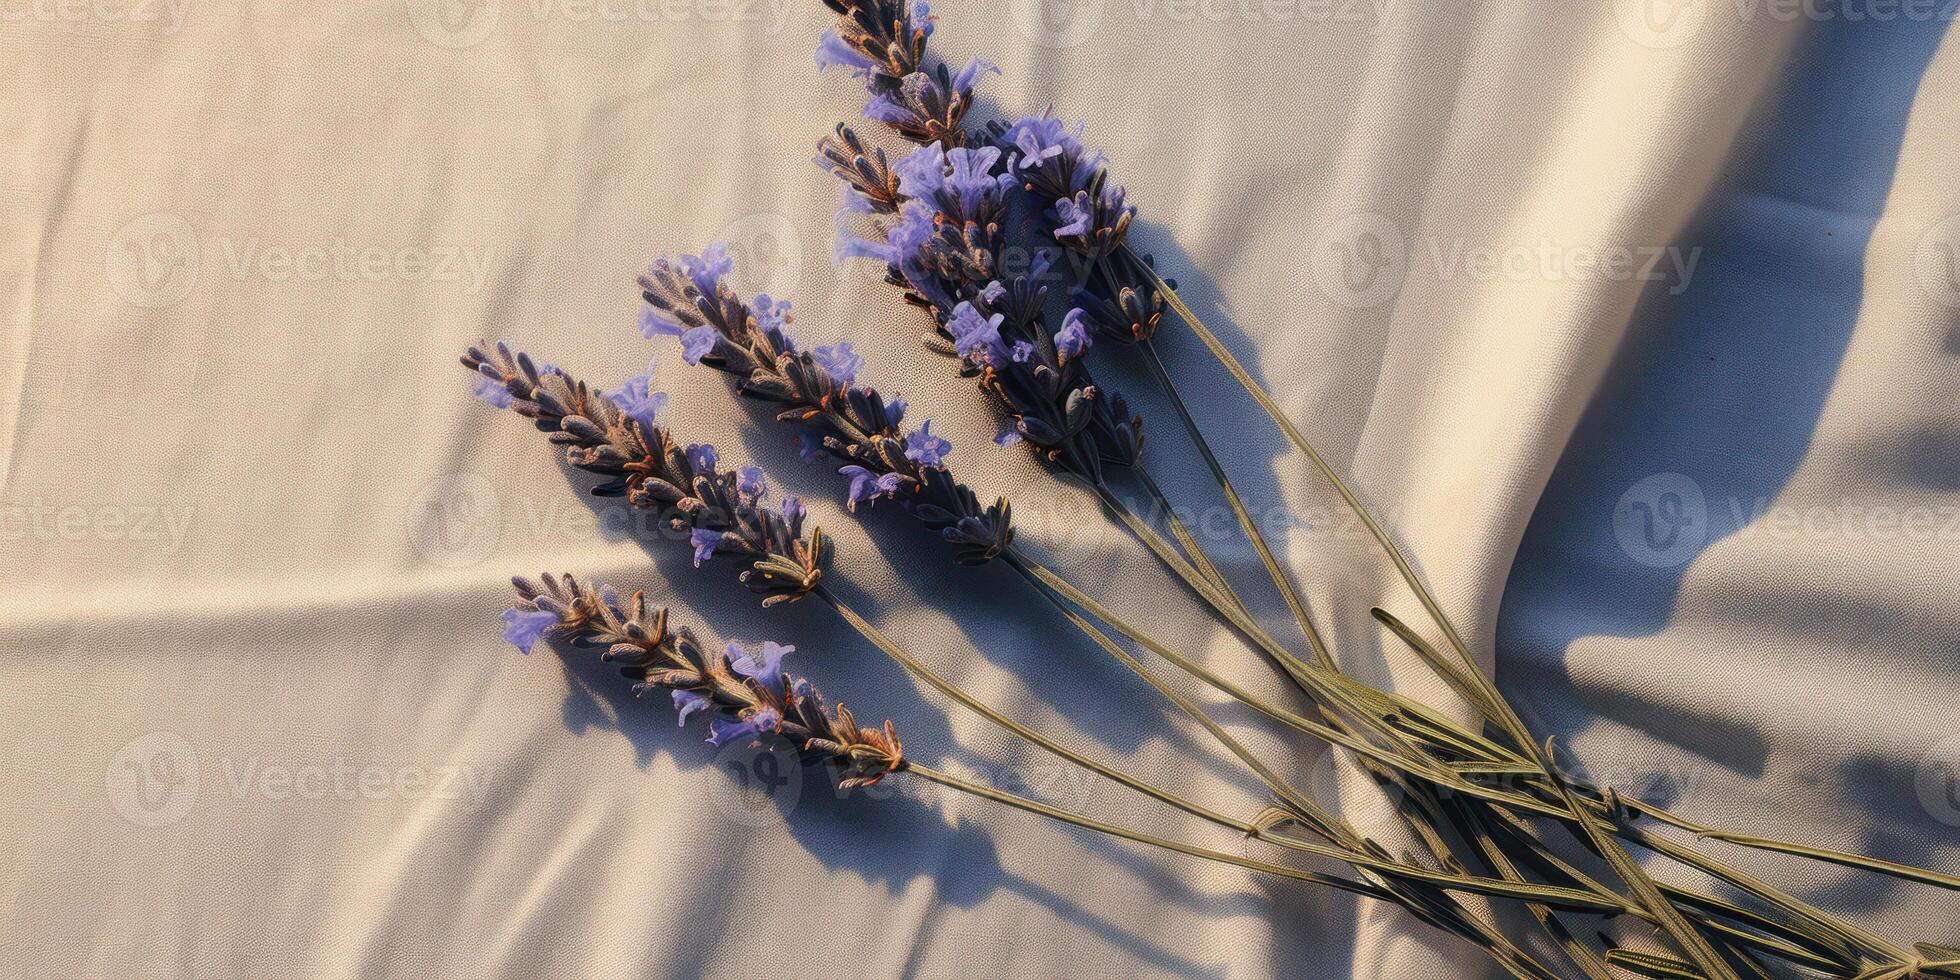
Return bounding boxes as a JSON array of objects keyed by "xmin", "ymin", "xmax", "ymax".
[
  {"xmin": 530, "ymin": 438, "xmax": 1262, "ymax": 975},
  {"xmin": 550, "ymin": 629, "xmax": 1255, "ymax": 980},
  {"xmin": 707, "ymin": 354, "xmax": 1279, "ymax": 792},
  {"xmin": 1497, "ymin": 20, "xmax": 1951, "ymax": 771}
]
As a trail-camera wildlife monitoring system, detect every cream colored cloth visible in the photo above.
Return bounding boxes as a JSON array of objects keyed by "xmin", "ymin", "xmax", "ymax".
[{"xmin": 5, "ymin": 1, "xmax": 1957, "ymax": 977}]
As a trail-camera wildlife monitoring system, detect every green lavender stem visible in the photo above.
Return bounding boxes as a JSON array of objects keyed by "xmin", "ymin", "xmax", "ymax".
[
  {"xmin": 1130, "ymin": 466, "xmax": 1241, "ymax": 613},
  {"xmin": 816, "ymin": 584, "xmax": 1245, "ymax": 832},
  {"xmin": 818, "ymin": 584, "xmax": 1635, "ymax": 916},
  {"xmin": 1137, "ymin": 337, "xmax": 1334, "ymax": 669},
  {"xmin": 1128, "ymin": 248, "xmax": 1927, "ymax": 978},
  {"xmin": 902, "ymin": 762, "xmax": 1569, "ymax": 980}
]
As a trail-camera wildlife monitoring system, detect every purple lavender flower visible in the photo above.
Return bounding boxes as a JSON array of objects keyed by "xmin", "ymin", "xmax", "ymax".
[
  {"xmin": 673, "ymin": 689, "xmax": 710, "ymax": 727},
  {"xmin": 683, "ymin": 243, "xmax": 731, "ymax": 296},
  {"xmin": 729, "ymin": 640, "xmax": 794, "ymax": 691},
  {"xmin": 994, "ymin": 423, "xmax": 1024, "ymax": 448},
  {"xmin": 688, "ymin": 443, "xmax": 719, "ymax": 473},
  {"xmin": 500, "ymin": 606, "xmax": 559, "ymax": 654},
  {"xmin": 811, "ymin": 342, "xmax": 865, "ymax": 387},
  {"xmin": 679, "ymin": 325, "xmax": 718, "ymax": 366},
  {"xmin": 473, "ymin": 374, "xmax": 514, "ymax": 409},
  {"xmin": 507, "ymin": 574, "xmax": 904, "ymax": 785},
  {"xmin": 1011, "ymin": 341, "xmax": 1035, "ymax": 363},
  {"xmin": 1055, "ymin": 309, "xmax": 1093, "ymax": 359},
  {"xmin": 947, "ymin": 302, "xmax": 1004, "ymax": 360},
  {"xmin": 952, "ymin": 57, "xmax": 999, "ymax": 93},
  {"xmin": 640, "ymin": 307, "xmax": 686, "ymax": 339},
  {"xmin": 815, "ymin": 29, "xmax": 875, "ymax": 76},
  {"xmin": 1000, "ymin": 113, "xmax": 1102, "ymax": 201},
  {"xmin": 1003, "ymin": 114, "xmax": 1073, "ymax": 167},
  {"xmin": 782, "ymin": 496, "xmax": 807, "ymax": 525},
  {"xmin": 1053, "ymin": 195, "xmax": 1094, "ymax": 238},
  {"xmin": 690, "ymin": 527, "xmax": 724, "ymax": 567},
  {"xmin": 707, "ymin": 707, "xmax": 783, "ymax": 748},
  {"xmin": 839, "ymin": 465, "xmax": 904, "ymax": 510},
  {"xmin": 904, "ymin": 420, "xmax": 952, "ymax": 467},
  {"xmin": 737, "ymin": 465, "xmax": 767, "ymax": 500},
  {"xmin": 885, "ymin": 202, "xmax": 940, "ymax": 272},
  {"xmin": 812, "ymin": 1, "xmax": 932, "ymax": 87},
  {"xmin": 894, "ymin": 143, "xmax": 947, "ymax": 198},
  {"xmin": 862, "ymin": 93, "xmax": 913, "ymax": 127},
  {"xmin": 752, "ymin": 295, "xmax": 793, "ymax": 340},
  {"xmin": 945, "ymin": 145, "xmax": 1006, "ymax": 214},
  {"xmin": 855, "ymin": 61, "xmax": 996, "ymax": 146},
  {"xmin": 608, "ymin": 364, "xmax": 669, "ymax": 428},
  {"xmin": 835, "ymin": 229, "xmax": 896, "ymax": 267}
]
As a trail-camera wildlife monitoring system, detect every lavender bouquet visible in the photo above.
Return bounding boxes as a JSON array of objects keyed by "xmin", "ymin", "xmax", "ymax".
[{"xmin": 457, "ymin": 4, "xmax": 1960, "ymax": 977}]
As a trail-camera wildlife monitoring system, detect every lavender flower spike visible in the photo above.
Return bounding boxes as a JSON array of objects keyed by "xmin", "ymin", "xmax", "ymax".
[
  {"xmin": 461, "ymin": 341, "xmax": 830, "ymax": 605},
  {"xmin": 815, "ymin": 0, "xmax": 934, "ymax": 92},
  {"xmin": 639, "ymin": 257, "xmax": 1013, "ymax": 564},
  {"xmin": 509, "ymin": 573, "xmax": 904, "ymax": 788}
]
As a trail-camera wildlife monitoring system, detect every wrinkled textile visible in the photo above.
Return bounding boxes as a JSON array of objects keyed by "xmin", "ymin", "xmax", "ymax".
[{"xmin": 4, "ymin": 2, "xmax": 1957, "ymax": 977}]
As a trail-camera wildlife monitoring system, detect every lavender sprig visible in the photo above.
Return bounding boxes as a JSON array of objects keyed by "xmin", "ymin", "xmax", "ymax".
[
  {"xmin": 988, "ymin": 112, "xmax": 1164, "ymax": 345},
  {"xmin": 461, "ymin": 341, "xmax": 829, "ymax": 605},
  {"xmin": 499, "ymin": 584, "xmax": 1500, "ymax": 927},
  {"xmin": 816, "ymin": 0, "xmax": 932, "ymax": 95},
  {"xmin": 638, "ymin": 246, "xmax": 1013, "ymax": 565},
  {"xmin": 821, "ymin": 128, "xmax": 1144, "ymax": 487},
  {"xmin": 508, "ymin": 571, "xmax": 904, "ymax": 787}
]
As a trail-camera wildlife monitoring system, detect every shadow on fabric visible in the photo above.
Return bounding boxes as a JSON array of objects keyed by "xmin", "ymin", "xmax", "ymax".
[{"xmin": 1496, "ymin": 18, "xmax": 1953, "ymax": 775}]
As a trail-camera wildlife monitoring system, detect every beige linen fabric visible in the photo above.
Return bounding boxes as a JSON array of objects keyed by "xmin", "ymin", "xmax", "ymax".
[{"xmin": 4, "ymin": 1, "xmax": 1957, "ymax": 977}]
